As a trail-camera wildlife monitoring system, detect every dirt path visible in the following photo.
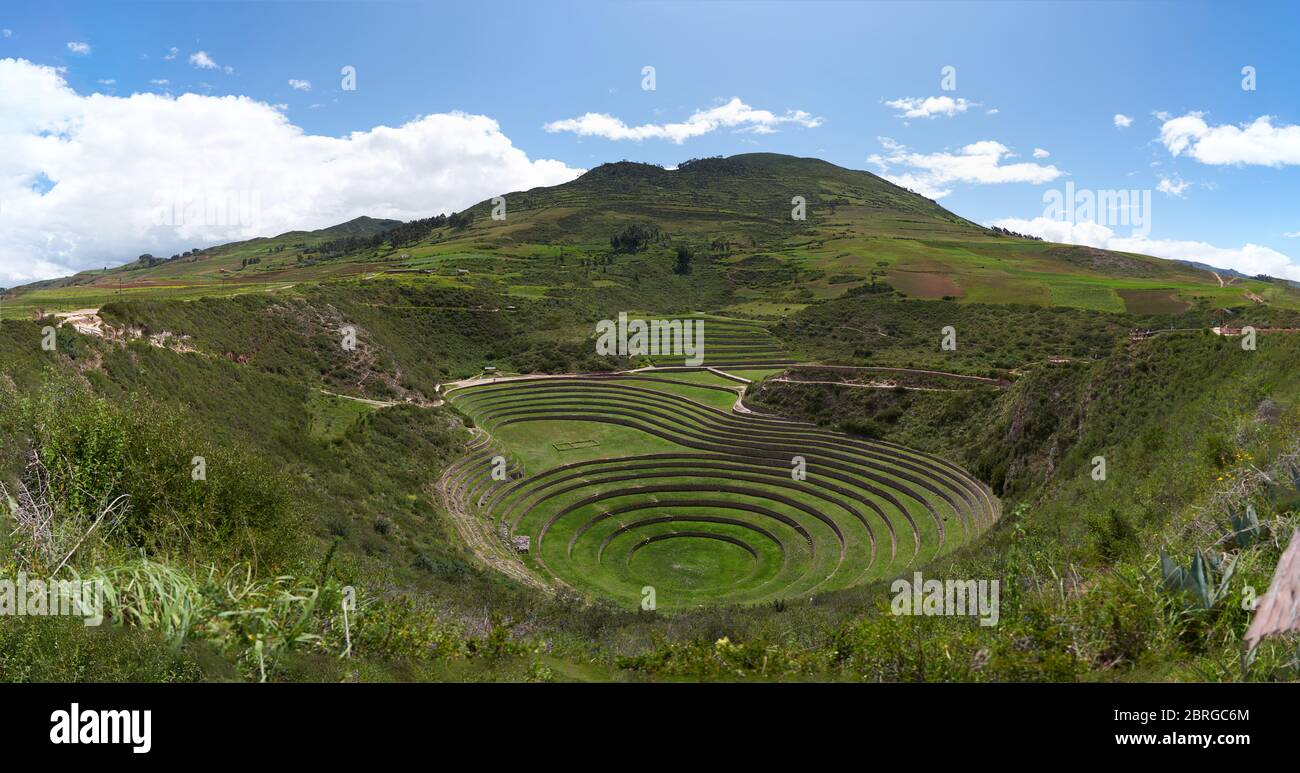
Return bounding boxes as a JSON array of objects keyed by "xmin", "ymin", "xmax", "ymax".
[
  {"xmin": 431, "ymin": 430, "xmax": 552, "ymax": 592},
  {"xmin": 731, "ymin": 387, "xmax": 784, "ymax": 416},
  {"xmin": 708, "ymin": 367, "xmax": 752, "ymax": 384},
  {"xmin": 771, "ymin": 377, "xmax": 959, "ymax": 392},
  {"xmin": 442, "ymin": 371, "xmax": 606, "ymax": 394},
  {"xmin": 316, "ymin": 389, "xmax": 418, "ymax": 408},
  {"xmin": 784, "ymin": 364, "xmax": 1010, "ymax": 388}
]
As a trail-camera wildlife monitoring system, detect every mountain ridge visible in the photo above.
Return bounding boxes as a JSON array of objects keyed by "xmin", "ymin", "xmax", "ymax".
[{"xmin": 6, "ymin": 153, "xmax": 1298, "ymax": 316}]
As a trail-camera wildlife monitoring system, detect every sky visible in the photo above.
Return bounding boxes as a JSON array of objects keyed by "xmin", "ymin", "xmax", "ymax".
[{"xmin": 3, "ymin": 0, "xmax": 1300, "ymax": 286}]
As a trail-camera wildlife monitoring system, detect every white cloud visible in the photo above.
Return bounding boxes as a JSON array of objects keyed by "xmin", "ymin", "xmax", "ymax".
[
  {"xmin": 986, "ymin": 108, "xmax": 999, "ymax": 115},
  {"xmin": 1156, "ymin": 176, "xmax": 1190, "ymax": 197},
  {"xmin": 884, "ymin": 96, "xmax": 978, "ymax": 119},
  {"xmin": 189, "ymin": 50, "xmax": 232, "ymax": 74},
  {"xmin": 150, "ymin": 78, "xmax": 169, "ymax": 86},
  {"xmin": 1284, "ymin": 231, "xmax": 1300, "ymax": 238},
  {"xmin": 288, "ymin": 79, "xmax": 311, "ymax": 91},
  {"xmin": 3, "ymin": 29, "xmax": 13, "ymax": 38},
  {"xmin": 989, "ymin": 216, "xmax": 1300, "ymax": 281},
  {"xmin": 96, "ymin": 79, "xmax": 115, "ymax": 86},
  {"xmin": 163, "ymin": 47, "xmax": 178, "ymax": 60},
  {"xmin": 543, "ymin": 97, "xmax": 821, "ymax": 144},
  {"xmin": 66, "ymin": 41, "xmax": 91, "ymax": 55},
  {"xmin": 1159, "ymin": 112, "xmax": 1300, "ymax": 166},
  {"xmin": 0, "ymin": 58, "xmax": 583, "ymax": 286},
  {"xmin": 1113, "ymin": 113, "xmax": 1133, "ymax": 128},
  {"xmin": 867, "ymin": 137, "xmax": 1064, "ymax": 199},
  {"xmin": 1032, "ymin": 148, "xmax": 1050, "ymax": 158}
]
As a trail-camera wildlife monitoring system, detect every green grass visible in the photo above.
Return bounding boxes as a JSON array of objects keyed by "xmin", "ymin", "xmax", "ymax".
[
  {"xmin": 447, "ymin": 374, "xmax": 996, "ymax": 609},
  {"xmin": 14, "ymin": 153, "xmax": 1298, "ymax": 323},
  {"xmin": 6, "ymin": 152, "xmax": 1300, "ymax": 682},
  {"xmin": 307, "ymin": 391, "xmax": 379, "ymax": 442}
]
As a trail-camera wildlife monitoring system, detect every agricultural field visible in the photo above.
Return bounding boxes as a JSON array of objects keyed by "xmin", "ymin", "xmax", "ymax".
[
  {"xmin": 10, "ymin": 155, "xmax": 1298, "ymax": 324},
  {"xmin": 443, "ymin": 368, "xmax": 998, "ymax": 609},
  {"xmin": 4, "ymin": 151, "xmax": 1300, "ymax": 689}
]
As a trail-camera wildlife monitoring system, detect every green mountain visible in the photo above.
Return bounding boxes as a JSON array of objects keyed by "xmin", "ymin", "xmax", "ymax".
[
  {"xmin": 3, "ymin": 153, "xmax": 1300, "ymax": 685},
  {"xmin": 8, "ymin": 153, "xmax": 1298, "ymax": 319}
]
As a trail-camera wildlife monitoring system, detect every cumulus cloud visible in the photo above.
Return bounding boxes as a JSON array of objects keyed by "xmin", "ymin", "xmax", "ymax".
[
  {"xmin": 884, "ymin": 96, "xmax": 978, "ymax": 119},
  {"xmin": 1156, "ymin": 176, "xmax": 1190, "ymax": 197},
  {"xmin": 0, "ymin": 58, "xmax": 583, "ymax": 286},
  {"xmin": 543, "ymin": 97, "xmax": 821, "ymax": 144},
  {"xmin": 1032, "ymin": 148, "xmax": 1050, "ymax": 158},
  {"xmin": 867, "ymin": 136, "xmax": 1063, "ymax": 199},
  {"xmin": 150, "ymin": 78, "xmax": 169, "ymax": 86},
  {"xmin": 1159, "ymin": 112, "xmax": 1300, "ymax": 166},
  {"xmin": 66, "ymin": 41, "xmax": 90, "ymax": 55},
  {"xmin": 163, "ymin": 47, "xmax": 178, "ymax": 60},
  {"xmin": 189, "ymin": 50, "xmax": 232, "ymax": 74},
  {"xmin": 1113, "ymin": 113, "xmax": 1133, "ymax": 128},
  {"xmin": 989, "ymin": 216, "xmax": 1300, "ymax": 281},
  {"xmin": 288, "ymin": 79, "xmax": 311, "ymax": 91}
]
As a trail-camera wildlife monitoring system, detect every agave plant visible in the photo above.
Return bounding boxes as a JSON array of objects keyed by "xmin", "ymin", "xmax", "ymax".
[
  {"xmin": 1228, "ymin": 504, "xmax": 1267, "ymax": 549},
  {"xmin": 1160, "ymin": 549, "xmax": 1236, "ymax": 611},
  {"xmin": 1265, "ymin": 461, "xmax": 1300, "ymax": 511}
]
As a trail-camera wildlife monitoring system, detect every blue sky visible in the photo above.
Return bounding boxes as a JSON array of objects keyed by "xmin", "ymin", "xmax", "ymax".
[{"xmin": 3, "ymin": 0, "xmax": 1300, "ymax": 285}]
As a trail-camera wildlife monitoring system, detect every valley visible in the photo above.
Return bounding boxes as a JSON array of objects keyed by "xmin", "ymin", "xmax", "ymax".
[{"xmin": 3, "ymin": 154, "xmax": 1299, "ymax": 683}]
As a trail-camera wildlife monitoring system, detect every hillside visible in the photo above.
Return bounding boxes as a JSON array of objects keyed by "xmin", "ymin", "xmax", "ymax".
[
  {"xmin": 7, "ymin": 154, "xmax": 1298, "ymax": 319},
  {"xmin": 4, "ymin": 275, "xmax": 1299, "ymax": 682},
  {"xmin": 0, "ymin": 216, "xmax": 402, "ymax": 316},
  {"xmin": 2, "ymin": 147, "xmax": 1300, "ymax": 682}
]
